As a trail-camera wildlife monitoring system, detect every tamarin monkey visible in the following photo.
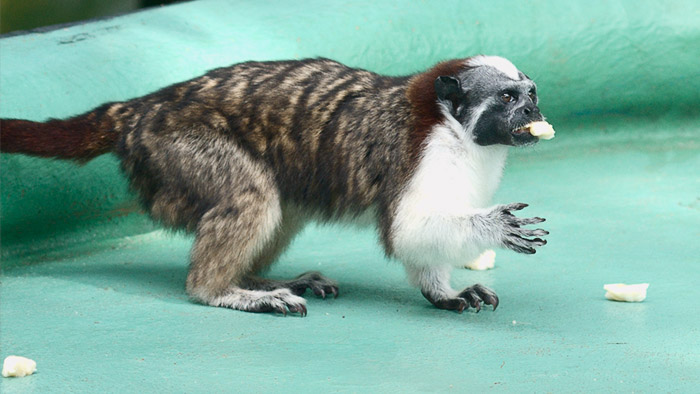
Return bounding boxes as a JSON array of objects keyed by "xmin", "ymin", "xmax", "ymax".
[{"xmin": 1, "ymin": 55, "xmax": 549, "ymax": 316}]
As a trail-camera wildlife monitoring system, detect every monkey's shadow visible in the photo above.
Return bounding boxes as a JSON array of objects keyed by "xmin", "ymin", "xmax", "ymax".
[
  {"xmin": 5, "ymin": 254, "xmax": 425, "ymax": 312},
  {"xmin": 4, "ymin": 256, "xmax": 191, "ymax": 304},
  {"xmin": 6, "ymin": 259, "xmax": 515, "ymax": 324}
]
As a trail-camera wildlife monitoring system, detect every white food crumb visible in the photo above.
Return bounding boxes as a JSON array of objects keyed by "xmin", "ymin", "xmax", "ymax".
[
  {"xmin": 465, "ymin": 249, "xmax": 496, "ymax": 270},
  {"xmin": 603, "ymin": 283, "xmax": 649, "ymax": 302},
  {"xmin": 2, "ymin": 356, "xmax": 37, "ymax": 378},
  {"xmin": 527, "ymin": 121, "xmax": 555, "ymax": 140}
]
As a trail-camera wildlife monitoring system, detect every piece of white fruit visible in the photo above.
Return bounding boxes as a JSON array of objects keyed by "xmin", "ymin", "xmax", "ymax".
[
  {"xmin": 603, "ymin": 283, "xmax": 649, "ymax": 302},
  {"xmin": 527, "ymin": 121, "xmax": 555, "ymax": 140},
  {"xmin": 465, "ymin": 249, "xmax": 496, "ymax": 270},
  {"xmin": 2, "ymin": 356, "xmax": 37, "ymax": 378}
]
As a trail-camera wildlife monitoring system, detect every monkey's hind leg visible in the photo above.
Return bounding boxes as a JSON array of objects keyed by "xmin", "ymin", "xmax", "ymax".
[
  {"xmin": 185, "ymin": 188, "xmax": 310, "ymax": 315},
  {"xmin": 186, "ymin": 200, "xmax": 338, "ymax": 316},
  {"xmin": 243, "ymin": 214, "xmax": 339, "ymax": 300}
]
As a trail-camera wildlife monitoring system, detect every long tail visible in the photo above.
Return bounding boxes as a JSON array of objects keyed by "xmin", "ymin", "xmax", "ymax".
[{"xmin": 0, "ymin": 102, "xmax": 123, "ymax": 162}]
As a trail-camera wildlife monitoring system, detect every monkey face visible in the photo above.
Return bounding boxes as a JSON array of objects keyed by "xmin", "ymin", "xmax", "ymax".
[{"xmin": 435, "ymin": 56, "xmax": 545, "ymax": 147}]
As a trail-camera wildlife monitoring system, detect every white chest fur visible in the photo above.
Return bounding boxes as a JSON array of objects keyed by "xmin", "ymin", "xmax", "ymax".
[{"xmin": 391, "ymin": 119, "xmax": 508, "ymax": 266}]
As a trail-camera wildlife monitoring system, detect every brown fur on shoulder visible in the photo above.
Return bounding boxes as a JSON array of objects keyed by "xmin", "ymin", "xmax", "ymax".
[{"xmin": 406, "ymin": 59, "xmax": 468, "ymax": 159}]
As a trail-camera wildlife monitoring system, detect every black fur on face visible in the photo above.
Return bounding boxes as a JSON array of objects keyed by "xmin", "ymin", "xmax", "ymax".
[{"xmin": 435, "ymin": 65, "xmax": 544, "ymax": 146}]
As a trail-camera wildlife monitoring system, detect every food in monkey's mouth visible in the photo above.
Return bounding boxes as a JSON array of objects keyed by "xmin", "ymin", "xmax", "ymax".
[
  {"xmin": 525, "ymin": 121, "xmax": 555, "ymax": 140},
  {"xmin": 603, "ymin": 283, "xmax": 649, "ymax": 302}
]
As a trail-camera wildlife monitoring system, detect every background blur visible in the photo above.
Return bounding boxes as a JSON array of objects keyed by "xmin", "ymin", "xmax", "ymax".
[{"xmin": 0, "ymin": 0, "xmax": 179, "ymax": 34}]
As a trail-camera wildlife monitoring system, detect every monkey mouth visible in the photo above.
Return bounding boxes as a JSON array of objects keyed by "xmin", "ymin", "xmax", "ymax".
[
  {"xmin": 511, "ymin": 126, "xmax": 530, "ymax": 136},
  {"xmin": 510, "ymin": 124, "xmax": 538, "ymax": 146}
]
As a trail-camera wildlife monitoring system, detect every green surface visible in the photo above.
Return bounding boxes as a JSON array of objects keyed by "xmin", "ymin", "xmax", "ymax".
[{"xmin": 1, "ymin": 0, "xmax": 699, "ymax": 392}]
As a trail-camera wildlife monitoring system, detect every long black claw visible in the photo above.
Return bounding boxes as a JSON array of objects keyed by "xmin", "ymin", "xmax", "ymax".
[
  {"xmin": 331, "ymin": 287, "xmax": 339, "ymax": 298},
  {"xmin": 532, "ymin": 238, "xmax": 547, "ymax": 246},
  {"xmin": 288, "ymin": 303, "xmax": 307, "ymax": 317},
  {"xmin": 459, "ymin": 284, "xmax": 499, "ymax": 312},
  {"xmin": 289, "ymin": 271, "xmax": 338, "ymax": 301},
  {"xmin": 313, "ymin": 287, "xmax": 326, "ymax": 299}
]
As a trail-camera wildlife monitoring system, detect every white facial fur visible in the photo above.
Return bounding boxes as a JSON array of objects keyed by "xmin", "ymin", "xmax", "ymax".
[
  {"xmin": 390, "ymin": 108, "xmax": 508, "ymax": 267},
  {"xmin": 468, "ymin": 55, "xmax": 521, "ymax": 80}
]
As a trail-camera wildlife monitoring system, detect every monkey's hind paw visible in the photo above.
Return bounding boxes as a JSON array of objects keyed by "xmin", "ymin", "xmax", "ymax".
[
  {"xmin": 422, "ymin": 284, "xmax": 499, "ymax": 313},
  {"xmin": 212, "ymin": 288, "xmax": 308, "ymax": 316},
  {"xmin": 286, "ymin": 271, "xmax": 339, "ymax": 299}
]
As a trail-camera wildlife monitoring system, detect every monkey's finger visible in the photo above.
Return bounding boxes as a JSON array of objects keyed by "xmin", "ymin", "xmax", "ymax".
[
  {"xmin": 516, "ymin": 216, "xmax": 546, "ymax": 226},
  {"xmin": 515, "ymin": 228, "xmax": 549, "ymax": 237},
  {"xmin": 504, "ymin": 240, "xmax": 536, "ymax": 254},
  {"xmin": 531, "ymin": 238, "xmax": 547, "ymax": 247},
  {"xmin": 503, "ymin": 202, "xmax": 528, "ymax": 212}
]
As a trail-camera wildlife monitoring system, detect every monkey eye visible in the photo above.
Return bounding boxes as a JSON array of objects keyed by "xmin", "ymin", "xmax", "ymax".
[{"xmin": 500, "ymin": 93, "xmax": 515, "ymax": 103}]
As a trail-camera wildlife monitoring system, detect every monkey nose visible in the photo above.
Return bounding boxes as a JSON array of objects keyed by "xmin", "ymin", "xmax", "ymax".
[{"xmin": 520, "ymin": 105, "xmax": 540, "ymax": 117}]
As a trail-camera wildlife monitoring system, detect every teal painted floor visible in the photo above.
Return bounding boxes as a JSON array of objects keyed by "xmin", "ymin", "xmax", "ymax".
[{"xmin": 1, "ymin": 121, "xmax": 699, "ymax": 392}]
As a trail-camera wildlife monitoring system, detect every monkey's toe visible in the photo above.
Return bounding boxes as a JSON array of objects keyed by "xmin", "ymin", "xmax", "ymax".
[
  {"xmin": 285, "ymin": 302, "xmax": 308, "ymax": 317},
  {"xmin": 288, "ymin": 271, "xmax": 339, "ymax": 299},
  {"xmin": 457, "ymin": 284, "xmax": 499, "ymax": 312},
  {"xmin": 422, "ymin": 284, "xmax": 499, "ymax": 314},
  {"xmin": 258, "ymin": 295, "xmax": 307, "ymax": 317}
]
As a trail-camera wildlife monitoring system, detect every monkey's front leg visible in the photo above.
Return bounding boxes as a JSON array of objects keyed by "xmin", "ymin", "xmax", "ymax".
[{"xmin": 395, "ymin": 202, "xmax": 547, "ymax": 312}]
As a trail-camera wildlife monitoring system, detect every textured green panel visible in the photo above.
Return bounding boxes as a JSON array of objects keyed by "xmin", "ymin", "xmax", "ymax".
[
  {"xmin": 2, "ymin": 0, "xmax": 699, "ymax": 253},
  {"xmin": 1, "ymin": 0, "xmax": 699, "ymax": 392}
]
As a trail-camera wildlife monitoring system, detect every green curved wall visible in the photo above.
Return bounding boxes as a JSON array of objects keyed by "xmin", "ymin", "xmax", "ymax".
[
  {"xmin": 1, "ymin": 0, "xmax": 699, "ymax": 256},
  {"xmin": 2, "ymin": 2, "xmax": 699, "ymax": 392}
]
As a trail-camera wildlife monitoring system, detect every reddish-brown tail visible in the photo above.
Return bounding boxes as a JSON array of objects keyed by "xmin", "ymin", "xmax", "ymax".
[{"xmin": 0, "ymin": 104, "xmax": 120, "ymax": 162}]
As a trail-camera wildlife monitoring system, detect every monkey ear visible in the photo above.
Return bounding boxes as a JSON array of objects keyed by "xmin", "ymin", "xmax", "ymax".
[{"xmin": 434, "ymin": 76, "xmax": 465, "ymax": 113}]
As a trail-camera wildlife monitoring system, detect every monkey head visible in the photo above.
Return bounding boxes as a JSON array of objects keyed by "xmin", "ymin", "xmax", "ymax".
[{"xmin": 435, "ymin": 55, "xmax": 544, "ymax": 147}]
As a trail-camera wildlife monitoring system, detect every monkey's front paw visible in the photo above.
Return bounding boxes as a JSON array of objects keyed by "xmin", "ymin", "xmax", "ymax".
[
  {"xmin": 422, "ymin": 284, "xmax": 499, "ymax": 313},
  {"xmin": 287, "ymin": 271, "xmax": 339, "ymax": 299},
  {"xmin": 456, "ymin": 284, "xmax": 499, "ymax": 312},
  {"xmin": 496, "ymin": 203, "xmax": 548, "ymax": 254}
]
